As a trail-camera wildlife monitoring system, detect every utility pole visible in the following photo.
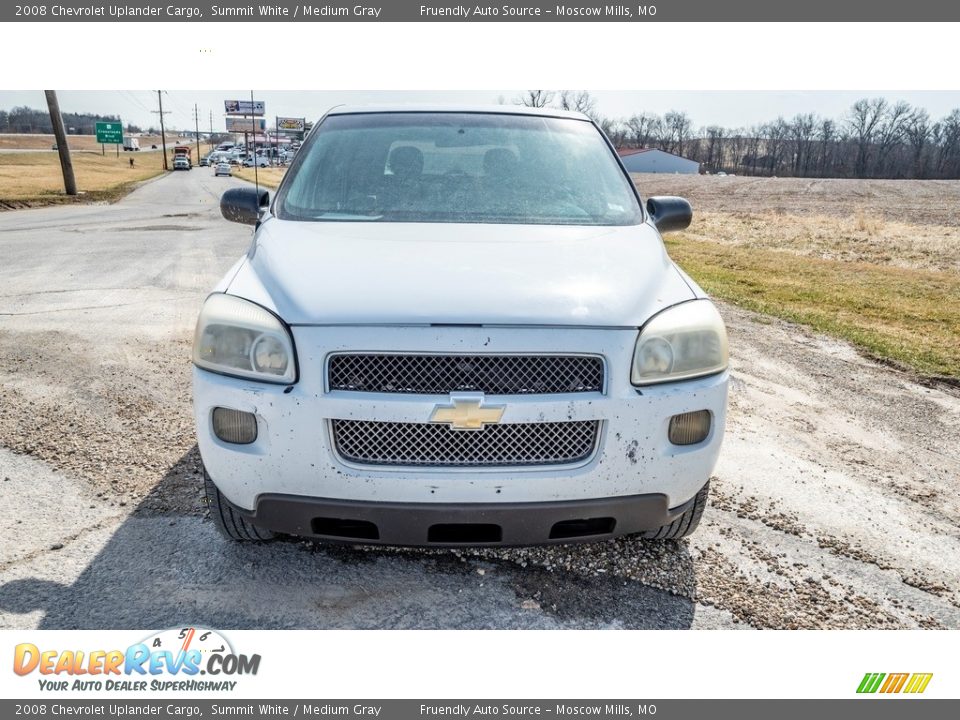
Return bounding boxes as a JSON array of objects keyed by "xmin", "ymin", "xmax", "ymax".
[
  {"xmin": 194, "ymin": 104, "xmax": 201, "ymax": 160},
  {"xmin": 44, "ymin": 90, "xmax": 77, "ymax": 196},
  {"xmin": 153, "ymin": 91, "xmax": 170, "ymax": 170},
  {"xmin": 209, "ymin": 109, "xmax": 213, "ymax": 137}
]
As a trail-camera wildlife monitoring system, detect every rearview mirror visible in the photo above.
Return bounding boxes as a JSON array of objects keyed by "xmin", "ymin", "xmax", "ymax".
[
  {"xmin": 221, "ymin": 187, "xmax": 269, "ymax": 225},
  {"xmin": 646, "ymin": 196, "xmax": 692, "ymax": 233}
]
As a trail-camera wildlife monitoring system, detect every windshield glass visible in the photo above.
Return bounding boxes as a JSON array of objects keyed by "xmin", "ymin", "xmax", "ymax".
[{"xmin": 275, "ymin": 112, "xmax": 642, "ymax": 225}]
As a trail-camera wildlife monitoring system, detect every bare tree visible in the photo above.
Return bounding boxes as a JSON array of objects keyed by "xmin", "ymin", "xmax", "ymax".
[
  {"xmin": 626, "ymin": 112, "xmax": 661, "ymax": 148},
  {"xmin": 905, "ymin": 109, "xmax": 931, "ymax": 178},
  {"xmin": 872, "ymin": 101, "xmax": 913, "ymax": 176},
  {"xmin": 788, "ymin": 113, "xmax": 817, "ymax": 176},
  {"xmin": 596, "ymin": 116, "xmax": 627, "ymax": 146},
  {"xmin": 702, "ymin": 126, "xmax": 726, "ymax": 172},
  {"xmin": 663, "ymin": 111, "xmax": 692, "ymax": 155},
  {"xmin": 559, "ymin": 90, "xmax": 598, "ymax": 119},
  {"xmin": 848, "ymin": 98, "xmax": 888, "ymax": 178},
  {"xmin": 516, "ymin": 90, "xmax": 555, "ymax": 108}
]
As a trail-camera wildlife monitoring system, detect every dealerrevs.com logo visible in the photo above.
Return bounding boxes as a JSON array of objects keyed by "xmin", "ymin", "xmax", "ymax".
[
  {"xmin": 857, "ymin": 673, "xmax": 933, "ymax": 694},
  {"xmin": 13, "ymin": 627, "xmax": 260, "ymax": 692}
]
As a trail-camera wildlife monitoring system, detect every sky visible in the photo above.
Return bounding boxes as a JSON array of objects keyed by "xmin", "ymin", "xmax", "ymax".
[{"xmin": 2, "ymin": 90, "xmax": 960, "ymax": 133}]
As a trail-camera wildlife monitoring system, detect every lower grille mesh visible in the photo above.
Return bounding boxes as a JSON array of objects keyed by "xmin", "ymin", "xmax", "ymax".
[{"xmin": 332, "ymin": 419, "xmax": 599, "ymax": 467}]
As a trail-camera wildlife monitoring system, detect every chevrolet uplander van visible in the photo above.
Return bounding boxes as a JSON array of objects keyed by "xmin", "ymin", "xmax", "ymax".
[{"xmin": 193, "ymin": 106, "xmax": 729, "ymax": 546}]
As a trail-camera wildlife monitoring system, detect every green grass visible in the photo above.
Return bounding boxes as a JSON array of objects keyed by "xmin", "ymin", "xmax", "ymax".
[{"xmin": 666, "ymin": 235, "xmax": 960, "ymax": 379}]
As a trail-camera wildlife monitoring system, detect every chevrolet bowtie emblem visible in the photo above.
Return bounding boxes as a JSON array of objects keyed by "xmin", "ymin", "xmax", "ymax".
[{"xmin": 430, "ymin": 393, "xmax": 505, "ymax": 430}]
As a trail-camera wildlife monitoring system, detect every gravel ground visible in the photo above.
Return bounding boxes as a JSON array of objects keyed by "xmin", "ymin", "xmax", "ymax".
[{"xmin": 0, "ymin": 171, "xmax": 958, "ymax": 629}]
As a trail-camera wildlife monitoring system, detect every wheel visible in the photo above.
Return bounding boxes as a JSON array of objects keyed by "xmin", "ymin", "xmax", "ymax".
[
  {"xmin": 641, "ymin": 481, "xmax": 710, "ymax": 540},
  {"xmin": 204, "ymin": 468, "xmax": 275, "ymax": 542}
]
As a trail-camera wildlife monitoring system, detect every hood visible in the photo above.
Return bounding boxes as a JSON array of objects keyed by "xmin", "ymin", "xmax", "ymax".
[{"xmin": 226, "ymin": 219, "xmax": 695, "ymax": 327}]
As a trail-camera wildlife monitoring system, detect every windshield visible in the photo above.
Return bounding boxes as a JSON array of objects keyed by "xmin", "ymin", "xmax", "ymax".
[{"xmin": 275, "ymin": 112, "xmax": 643, "ymax": 225}]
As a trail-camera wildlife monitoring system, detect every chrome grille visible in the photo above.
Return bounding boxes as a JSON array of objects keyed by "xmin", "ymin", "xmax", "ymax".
[
  {"xmin": 331, "ymin": 420, "xmax": 600, "ymax": 467},
  {"xmin": 327, "ymin": 354, "xmax": 604, "ymax": 395}
]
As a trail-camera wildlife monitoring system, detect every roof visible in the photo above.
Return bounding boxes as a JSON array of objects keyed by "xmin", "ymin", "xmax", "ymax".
[
  {"xmin": 617, "ymin": 148, "xmax": 654, "ymax": 157},
  {"xmin": 324, "ymin": 104, "xmax": 592, "ymax": 121},
  {"xmin": 617, "ymin": 147, "xmax": 699, "ymax": 163}
]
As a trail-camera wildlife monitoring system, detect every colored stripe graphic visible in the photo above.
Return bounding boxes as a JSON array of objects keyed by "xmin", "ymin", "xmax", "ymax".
[
  {"xmin": 857, "ymin": 672, "xmax": 933, "ymax": 694},
  {"xmin": 880, "ymin": 673, "xmax": 909, "ymax": 693},
  {"xmin": 857, "ymin": 673, "xmax": 885, "ymax": 693},
  {"xmin": 904, "ymin": 673, "xmax": 933, "ymax": 694}
]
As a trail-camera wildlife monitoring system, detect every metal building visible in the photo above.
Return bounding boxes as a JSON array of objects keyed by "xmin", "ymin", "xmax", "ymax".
[{"xmin": 617, "ymin": 148, "xmax": 700, "ymax": 174}]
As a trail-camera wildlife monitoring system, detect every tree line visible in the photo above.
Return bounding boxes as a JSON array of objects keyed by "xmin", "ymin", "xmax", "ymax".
[
  {"xmin": 518, "ymin": 91, "xmax": 960, "ymax": 179},
  {"xmin": 0, "ymin": 106, "xmax": 141, "ymax": 135}
]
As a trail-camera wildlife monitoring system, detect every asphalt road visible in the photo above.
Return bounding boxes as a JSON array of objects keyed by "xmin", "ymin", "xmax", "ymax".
[{"xmin": 0, "ymin": 169, "xmax": 957, "ymax": 630}]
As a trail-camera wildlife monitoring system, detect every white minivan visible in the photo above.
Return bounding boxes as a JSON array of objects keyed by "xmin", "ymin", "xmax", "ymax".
[{"xmin": 193, "ymin": 106, "xmax": 729, "ymax": 546}]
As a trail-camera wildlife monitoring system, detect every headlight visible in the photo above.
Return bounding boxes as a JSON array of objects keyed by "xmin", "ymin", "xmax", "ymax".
[
  {"xmin": 193, "ymin": 293, "xmax": 297, "ymax": 384},
  {"xmin": 631, "ymin": 300, "xmax": 728, "ymax": 385}
]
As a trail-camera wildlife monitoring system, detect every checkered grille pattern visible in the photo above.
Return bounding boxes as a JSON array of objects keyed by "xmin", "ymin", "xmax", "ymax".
[
  {"xmin": 331, "ymin": 420, "xmax": 600, "ymax": 467},
  {"xmin": 327, "ymin": 354, "xmax": 604, "ymax": 395}
]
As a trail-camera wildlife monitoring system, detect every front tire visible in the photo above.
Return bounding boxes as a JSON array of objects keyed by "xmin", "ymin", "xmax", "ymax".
[
  {"xmin": 641, "ymin": 481, "xmax": 710, "ymax": 540},
  {"xmin": 204, "ymin": 469, "xmax": 275, "ymax": 542}
]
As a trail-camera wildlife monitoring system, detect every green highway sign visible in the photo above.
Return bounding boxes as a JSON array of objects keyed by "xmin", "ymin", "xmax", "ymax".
[{"xmin": 95, "ymin": 122, "xmax": 123, "ymax": 144}]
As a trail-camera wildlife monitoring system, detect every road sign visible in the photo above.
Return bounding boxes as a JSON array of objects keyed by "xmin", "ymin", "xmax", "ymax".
[
  {"xmin": 95, "ymin": 122, "xmax": 123, "ymax": 144},
  {"xmin": 224, "ymin": 100, "xmax": 265, "ymax": 116}
]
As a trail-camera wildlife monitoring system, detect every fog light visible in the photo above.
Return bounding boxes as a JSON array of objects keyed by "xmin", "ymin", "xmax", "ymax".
[
  {"xmin": 668, "ymin": 410, "xmax": 711, "ymax": 446},
  {"xmin": 212, "ymin": 407, "xmax": 258, "ymax": 444}
]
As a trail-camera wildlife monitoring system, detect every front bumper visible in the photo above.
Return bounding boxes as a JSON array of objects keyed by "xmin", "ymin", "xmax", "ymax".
[
  {"xmin": 237, "ymin": 491, "xmax": 697, "ymax": 547},
  {"xmin": 194, "ymin": 325, "xmax": 728, "ymax": 526}
]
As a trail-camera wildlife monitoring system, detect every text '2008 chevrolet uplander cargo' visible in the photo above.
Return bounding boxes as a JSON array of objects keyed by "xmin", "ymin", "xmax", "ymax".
[{"xmin": 193, "ymin": 106, "xmax": 729, "ymax": 546}]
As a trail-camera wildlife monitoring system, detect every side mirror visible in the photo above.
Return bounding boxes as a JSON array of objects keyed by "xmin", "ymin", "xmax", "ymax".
[
  {"xmin": 221, "ymin": 187, "xmax": 269, "ymax": 225},
  {"xmin": 646, "ymin": 196, "xmax": 692, "ymax": 233}
]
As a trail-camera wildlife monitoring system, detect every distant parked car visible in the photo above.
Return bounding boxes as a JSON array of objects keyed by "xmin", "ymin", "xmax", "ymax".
[
  {"xmin": 173, "ymin": 157, "xmax": 191, "ymax": 171},
  {"xmin": 151, "ymin": 144, "xmax": 158, "ymax": 149},
  {"xmin": 243, "ymin": 156, "xmax": 270, "ymax": 168},
  {"xmin": 51, "ymin": 144, "xmax": 58, "ymax": 150},
  {"xmin": 214, "ymin": 162, "xmax": 232, "ymax": 177},
  {"xmin": 200, "ymin": 157, "xmax": 210, "ymax": 167}
]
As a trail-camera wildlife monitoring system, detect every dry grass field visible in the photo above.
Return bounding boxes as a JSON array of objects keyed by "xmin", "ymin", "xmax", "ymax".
[
  {"xmin": 232, "ymin": 166, "xmax": 286, "ymax": 188},
  {"xmin": 0, "ymin": 142, "xmax": 216, "ymax": 209},
  {"xmin": 634, "ymin": 174, "xmax": 960, "ymax": 379},
  {"xmin": 0, "ymin": 133, "xmax": 171, "ymax": 152},
  {"xmin": 0, "ymin": 152, "xmax": 165, "ymax": 207}
]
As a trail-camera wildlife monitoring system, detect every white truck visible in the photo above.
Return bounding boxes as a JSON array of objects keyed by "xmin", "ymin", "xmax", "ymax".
[
  {"xmin": 195, "ymin": 106, "xmax": 729, "ymax": 546},
  {"xmin": 122, "ymin": 136, "xmax": 140, "ymax": 151}
]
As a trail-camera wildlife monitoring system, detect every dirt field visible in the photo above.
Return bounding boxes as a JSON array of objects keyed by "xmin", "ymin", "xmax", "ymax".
[{"xmin": 633, "ymin": 173, "xmax": 960, "ymax": 226}]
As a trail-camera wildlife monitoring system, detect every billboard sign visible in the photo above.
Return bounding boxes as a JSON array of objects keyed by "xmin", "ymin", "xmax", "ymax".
[
  {"xmin": 226, "ymin": 117, "xmax": 267, "ymax": 133},
  {"xmin": 224, "ymin": 100, "xmax": 265, "ymax": 116},
  {"xmin": 277, "ymin": 117, "xmax": 305, "ymax": 132}
]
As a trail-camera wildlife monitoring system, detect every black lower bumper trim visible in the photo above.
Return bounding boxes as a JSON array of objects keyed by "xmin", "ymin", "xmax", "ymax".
[{"xmin": 244, "ymin": 491, "xmax": 696, "ymax": 547}]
